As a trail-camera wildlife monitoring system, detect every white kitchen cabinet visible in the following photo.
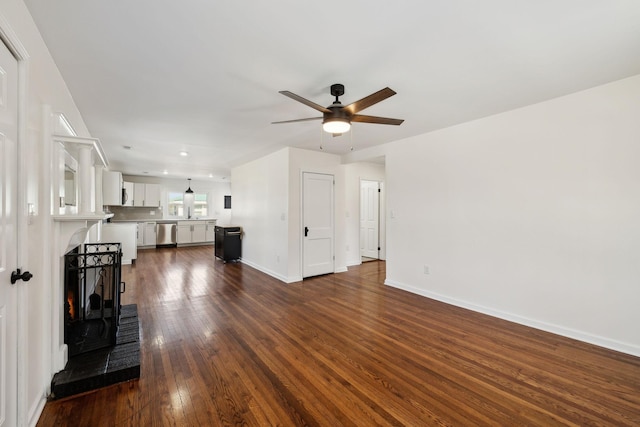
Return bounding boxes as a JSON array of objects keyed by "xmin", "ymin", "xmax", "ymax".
[
  {"xmin": 137, "ymin": 221, "xmax": 157, "ymax": 247},
  {"xmin": 101, "ymin": 223, "xmax": 137, "ymax": 264},
  {"xmin": 177, "ymin": 220, "xmax": 215, "ymax": 245},
  {"xmin": 192, "ymin": 223, "xmax": 207, "ymax": 243},
  {"xmin": 144, "ymin": 221, "xmax": 157, "ymax": 245},
  {"xmin": 132, "ymin": 182, "xmax": 161, "ymax": 207},
  {"xmin": 102, "ymin": 171, "xmax": 123, "ymax": 206},
  {"xmin": 176, "ymin": 224, "xmax": 192, "ymax": 245},
  {"xmin": 144, "ymin": 183, "xmax": 161, "ymax": 207},
  {"xmin": 136, "ymin": 223, "xmax": 144, "ymax": 246},
  {"xmin": 123, "ymin": 181, "xmax": 134, "ymax": 206},
  {"xmin": 205, "ymin": 220, "xmax": 216, "ymax": 242},
  {"xmin": 133, "ymin": 183, "xmax": 145, "ymax": 207}
]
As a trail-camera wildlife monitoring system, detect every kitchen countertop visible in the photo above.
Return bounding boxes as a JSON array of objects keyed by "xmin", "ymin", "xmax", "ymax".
[{"xmin": 110, "ymin": 218, "xmax": 217, "ymax": 223}]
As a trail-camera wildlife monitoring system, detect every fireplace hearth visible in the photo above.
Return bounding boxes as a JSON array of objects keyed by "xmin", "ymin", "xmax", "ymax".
[{"xmin": 51, "ymin": 304, "xmax": 140, "ymax": 399}]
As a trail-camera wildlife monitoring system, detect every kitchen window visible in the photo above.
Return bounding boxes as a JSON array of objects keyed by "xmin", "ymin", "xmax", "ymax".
[{"xmin": 168, "ymin": 192, "xmax": 208, "ymax": 218}]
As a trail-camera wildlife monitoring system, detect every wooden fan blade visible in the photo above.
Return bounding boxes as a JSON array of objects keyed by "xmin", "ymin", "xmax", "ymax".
[
  {"xmin": 279, "ymin": 91, "xmax": 332, "ymax": 113},
  {"xmin": 344, "ymin": 87, "xmax": 396, "ymax": 114},
  {"xmin": 351, "ymin": 114, "xmax": 404, "ymax": 125},
  {"xmin": 271, "ymin": 117, "xmax": 322, "ymax": 124}
]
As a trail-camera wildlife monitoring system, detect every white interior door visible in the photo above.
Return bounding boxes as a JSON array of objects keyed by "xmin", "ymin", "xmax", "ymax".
[
  {"xmin": 360, "ymin": 180, "xmax": 380, "ymax": 259},
  {"xmin": 0, "ymin": 37, "xmax": 19, "ymax": 427},
  {"xmin": 302, "ymin": 172, "xmax": 334, "ymax": 278}
]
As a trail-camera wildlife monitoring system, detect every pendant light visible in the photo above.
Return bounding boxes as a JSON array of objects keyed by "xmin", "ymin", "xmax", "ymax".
[
  {"xmin": 185, "ymin": 178, "xmax": 194, "ymax": 194},
  {"xmin": 184, "ymin": 178, "xmax": 195, "ymax": 219}
]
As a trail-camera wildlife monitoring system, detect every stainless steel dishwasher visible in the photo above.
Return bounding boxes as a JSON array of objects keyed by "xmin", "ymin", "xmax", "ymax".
[{"xmin": 156, "ymin": 222, "xmax": 177, "ymax": 247}]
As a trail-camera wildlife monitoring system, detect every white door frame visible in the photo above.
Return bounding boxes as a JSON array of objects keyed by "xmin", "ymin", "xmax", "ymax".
[{"xmin": 0, "ymin": 14, "xmax": 34, "ymax": 427}]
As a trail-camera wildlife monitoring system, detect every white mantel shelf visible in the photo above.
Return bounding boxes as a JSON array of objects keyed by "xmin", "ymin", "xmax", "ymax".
[{"xmin": 53, "ymin": 213, "xmax": 114, "ymax": 255}]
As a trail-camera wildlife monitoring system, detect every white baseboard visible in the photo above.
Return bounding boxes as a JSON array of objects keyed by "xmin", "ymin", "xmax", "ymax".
[
  {"xmin": 240, "ymin": 259, "xmax": 301, "ymax": 283},
  {"xmin": 385, "ymin": 279, "xmax": 640, "ymax": 358},
  {"xmin": 28, "ymin": 395, "xmax": 47, "ymax": 427}
]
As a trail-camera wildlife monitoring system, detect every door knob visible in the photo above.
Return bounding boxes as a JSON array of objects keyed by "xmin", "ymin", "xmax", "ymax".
[{"xmin": 11, "ymin": 269, "xmax": 33, "ymax": 285}]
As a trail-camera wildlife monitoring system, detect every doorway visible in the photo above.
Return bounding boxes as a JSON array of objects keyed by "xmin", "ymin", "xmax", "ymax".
[{"xmin": 360, "ymin": 180, "xmax": 381, "ymax": 262}]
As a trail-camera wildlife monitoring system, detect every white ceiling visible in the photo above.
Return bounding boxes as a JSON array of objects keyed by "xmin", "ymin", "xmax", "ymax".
[{"xmin": 24, "ymin": 1, "xmax": 640, "ymax": 180}]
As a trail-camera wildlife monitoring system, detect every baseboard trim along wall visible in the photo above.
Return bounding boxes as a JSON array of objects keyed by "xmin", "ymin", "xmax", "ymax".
[
  {"xmin": 384, "ymin": 279, "xmax": 640, "ymax": 358},
  {"xmin": 239, "ymin": 259, "xmax": 302, "ymax": 284}
]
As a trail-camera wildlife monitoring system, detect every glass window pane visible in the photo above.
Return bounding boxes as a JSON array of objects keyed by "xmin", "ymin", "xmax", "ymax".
[{"xmin": 168, "ymin": 192, "xmax": 184, "ymax": 217}]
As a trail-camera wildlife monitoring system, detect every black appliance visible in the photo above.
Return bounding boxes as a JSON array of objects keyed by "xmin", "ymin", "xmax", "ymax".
[
  {"xmin": 215, "ymin": 226, "xmax": 242, "ymax": 262},
  {"xmin": 122, "ymin": 187, "xmax": 128, "ymax": 205}
]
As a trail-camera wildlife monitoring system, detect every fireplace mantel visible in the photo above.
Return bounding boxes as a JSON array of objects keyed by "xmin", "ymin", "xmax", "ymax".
[{"xmin": 53, "ymin": 213, "xmax": 114, "ymax": 254}]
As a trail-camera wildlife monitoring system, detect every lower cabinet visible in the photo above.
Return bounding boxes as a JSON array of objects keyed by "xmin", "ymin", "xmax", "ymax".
[
  {"xmin": 137, "ymin": 221, "xmax": 157, "ymax": 247},
  {"xmin": 176, "ymin": 224, "xmax": 191, "ymax": 245},
  {"xmin": 177, "ymin": 220, "xmax": 215, "ymax": 245},
  {"xmin": 102, "ymin": 223, "xmax": 137, "ymax": 264},
  {"xmin": 205, "ymin": 221, "xmax": 215, "ymax": 242},
  {"xmin": 136, "ymin": 223, "xmax": 144, "ymax": 246}
]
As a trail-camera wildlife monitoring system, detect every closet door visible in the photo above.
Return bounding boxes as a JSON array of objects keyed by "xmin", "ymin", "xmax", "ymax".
[{"xmin": 302, "ymin": 172, "xmax": 334, "ymax": 278}]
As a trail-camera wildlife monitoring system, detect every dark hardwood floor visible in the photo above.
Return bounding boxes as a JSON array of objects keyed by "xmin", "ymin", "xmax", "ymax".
[{"xmin": 38, "ymin": 246, "xmax": 640, "ymax": 426}]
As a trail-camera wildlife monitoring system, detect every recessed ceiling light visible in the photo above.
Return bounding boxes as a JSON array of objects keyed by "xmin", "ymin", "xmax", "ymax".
[
  {"xmin": 208, "ymin": 173, "xmax": 213, "ymax": 178},
  {"xmin": 179, "ymin": 151, "xmax": 188, "ymax": 156},
  {"xmin": 163, "ymin": 170, "xmax": 168, "ymax": 175}
]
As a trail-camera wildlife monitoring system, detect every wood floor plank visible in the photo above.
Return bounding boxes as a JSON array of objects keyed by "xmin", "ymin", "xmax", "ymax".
[{"xmin": 37, "ymin": 246, "xmax": 640, "ymax": 426}]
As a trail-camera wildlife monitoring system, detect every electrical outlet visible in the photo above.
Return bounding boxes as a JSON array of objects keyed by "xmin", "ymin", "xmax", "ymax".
[
  {"xmin": 150, "ymin": 211, "xmax": 155, "ymax": 215},
  {"xmin": 424, "ymin": 265, "xmax": 430, "ymax": 275}
]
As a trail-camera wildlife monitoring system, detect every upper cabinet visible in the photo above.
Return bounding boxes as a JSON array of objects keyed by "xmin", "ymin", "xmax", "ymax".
[
  {"xmin": 102, "ymin": 171, "xmax": 123, "ymax": 206},
  {"xmin": 131, "ymin": 182, "xmax": 161, "ymax": 207},
  {"xmin": 123, "ymin": 181, "xmax": 134, "ymax": 206},
  {"xmin": 133, "ymin": 183, "xmax": 145, "ymax": 206},
  {"xmin": 145, "ymin": 183, "xmax": 161, "ymax": 207}
]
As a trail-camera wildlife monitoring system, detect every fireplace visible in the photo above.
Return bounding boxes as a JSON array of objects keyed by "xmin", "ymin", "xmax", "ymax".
[{"xmin": 64, "ymin": 242, "xmax": 124, "ymax": 357}]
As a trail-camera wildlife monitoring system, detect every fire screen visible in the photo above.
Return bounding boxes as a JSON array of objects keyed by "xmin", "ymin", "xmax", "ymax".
[{"xmin": 64, "ymin": 243, "xmax": 124, "ymax": 357}]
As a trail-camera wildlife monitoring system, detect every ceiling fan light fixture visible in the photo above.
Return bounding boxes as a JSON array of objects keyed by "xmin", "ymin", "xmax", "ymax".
[{"xmin": 323, "ymin": 118, "xmax": 350, "ymax": 134}]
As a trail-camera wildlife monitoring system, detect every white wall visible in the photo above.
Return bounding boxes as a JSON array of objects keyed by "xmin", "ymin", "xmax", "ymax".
[
  {"xmin": 343, "ymin": 162, "xmax": 386, "ymax": 266},
  {"xmin": 231, "ymin": 148, "xmax": 290, "ymax": 281},
  {"xmin": 380, "ymin": 74, "xmax": 640, "ymax": 356},
  {"xmin": 1, "ymin": 1, "xmax": 93, "ymax": 425}
]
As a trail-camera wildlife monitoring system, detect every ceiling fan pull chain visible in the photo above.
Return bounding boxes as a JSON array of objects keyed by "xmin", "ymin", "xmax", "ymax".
[{"xmin": 350, "ymin": 124, "xmax": 354, "ymax": 151}]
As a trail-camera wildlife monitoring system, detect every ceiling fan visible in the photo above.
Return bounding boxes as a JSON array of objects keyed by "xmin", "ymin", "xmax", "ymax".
[{"xmin": 272, "ymin": 83, "xmax": 404, "ymax": 136}]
